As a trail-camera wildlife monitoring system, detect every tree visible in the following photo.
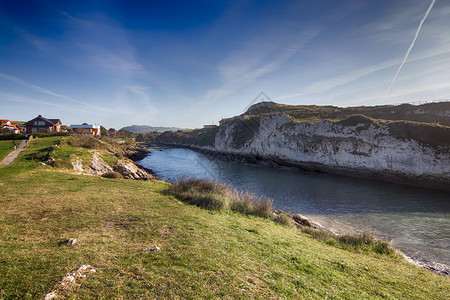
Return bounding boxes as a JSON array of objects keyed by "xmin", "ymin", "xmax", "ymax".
[{"xmin": 100, "ymin": 126, "xmax": 107, "ymax": 136}]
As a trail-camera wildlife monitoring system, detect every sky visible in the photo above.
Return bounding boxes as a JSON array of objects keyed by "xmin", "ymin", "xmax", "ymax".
[{"xmin": 1, "ymin": 0, "xmax": 449, "ymax": 129}]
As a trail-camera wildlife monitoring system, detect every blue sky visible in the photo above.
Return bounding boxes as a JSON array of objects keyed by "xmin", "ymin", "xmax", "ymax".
[{"xmin": 1, "ymin": 0, "xmax": 449, "ymax": 129}]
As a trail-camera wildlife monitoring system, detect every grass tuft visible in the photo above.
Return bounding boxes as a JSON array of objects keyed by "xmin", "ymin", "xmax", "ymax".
[
  {"xmin": 301, "ymin": 227, "xmax": 394, "ymax": 254},
  {"xmin": 167, "ymin": 179, "xmax": 229, "ymax": 210},
  {"xmin": 102, "ymin": 171, "xmax": 124, "ymax": 179},
  {"xmin": 167, "ymin": 179, "xmax": 274, "ymax": 217},
  {"xmin": 273, "ymin": 213, "xmax": 293, "ymax": 227}
]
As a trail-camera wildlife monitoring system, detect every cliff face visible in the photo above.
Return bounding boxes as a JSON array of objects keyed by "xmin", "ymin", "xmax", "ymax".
[{"xmin": 214, "ymin": 113, "xmax": 449, "ymax": 186}]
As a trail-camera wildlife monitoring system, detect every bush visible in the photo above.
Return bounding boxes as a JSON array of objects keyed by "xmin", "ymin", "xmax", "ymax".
[
  {"xmin": 0, "ymin": 134, "xmax": 26, "ymax": 140},
  {"xmin": 68, "ymin": 135, "xmax": 105, "ymax": 150},
  {"xmin": 102, "ymin": 172, "xmax": 124, "ymax": 179},
  {"xmin": 230, "ymin": 192, "xmax": 273, "ymax": 218},
  {"xmin": 32, "ymin": 132, "xmax": 70, "ymax": 138},
  {"xmin": 274, "ymin": 213, "xmax": 293, "ymax": 227},
  {"xmin": 300, "ymin": 227, "xmax": 394, "ymax": 255},
  {"xmin": 31, "ymin": 151, "xmax": 49, "ymax": 161},
  {"xmin": 167, "ymin": 180, "xmax": 229, "ymax": 210},
  {"xmin": 167, "ymin": 179, "xmax": 274, "ymax": 215}
]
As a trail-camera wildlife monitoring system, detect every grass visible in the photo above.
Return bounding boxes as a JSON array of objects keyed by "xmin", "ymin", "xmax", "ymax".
[
  {"xmin": 0, "ymin": 140, "xmax": 20, "ymax": 161},
  {"xmin": 0, "ymin": 137, "xmax": 449, "ymax": 299},
  {"xmin": 167, "ymin": 179, "xmax": 273, "ymax": 218}
]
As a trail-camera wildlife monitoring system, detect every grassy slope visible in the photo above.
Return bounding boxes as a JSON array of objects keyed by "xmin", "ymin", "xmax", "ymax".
[
  {"xmin": 0, "ymin": 137, "xmax": 448, "ymax": 299},
  {"xmin": 0, "ymin": 140, "xmax": 18, "ymax": 161}
]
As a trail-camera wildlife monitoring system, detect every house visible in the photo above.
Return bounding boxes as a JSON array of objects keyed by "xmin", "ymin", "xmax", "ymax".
[
  {"xmin": 0, "ymin": 119, "xmax": 22, "ymax": 134},
  {"xmin": 219, "ymin": 118, "xmax": 233, "ymax": 126},
  {"xmin": 70, "ymin": 124, "xmax": 101, "ymax": 136},
  {"xmin": 24, "ymin": 115, "xmax": 62, "ymax": 134}
]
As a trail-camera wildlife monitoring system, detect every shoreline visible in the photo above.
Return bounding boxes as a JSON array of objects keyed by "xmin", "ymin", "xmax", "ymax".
[
  {"xmin": 135, "ymin": 144, "xmax": 449, "ymax": 277},
  {"xmin": 140, "ymin": 142, "xmax": 450, "ymax": 191}
]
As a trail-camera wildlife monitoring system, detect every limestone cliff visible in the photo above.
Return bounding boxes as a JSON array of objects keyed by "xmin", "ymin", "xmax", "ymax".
[
  {"xmin": 149, "ymin": 101, "xmax": 450, "ymax": 189},
  {"xmin": 212, "ymin": 111, "xmax": 449, "ymax": 189}
]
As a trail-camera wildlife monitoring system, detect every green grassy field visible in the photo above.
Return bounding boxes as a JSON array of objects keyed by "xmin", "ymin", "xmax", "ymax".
[
  {"xmin": 0, "ymin": 137, "xmax": 448, "ymax": 299},
  {"xmin": 0, "ymin": 140, "xmax": 18, "ymax": 161}
]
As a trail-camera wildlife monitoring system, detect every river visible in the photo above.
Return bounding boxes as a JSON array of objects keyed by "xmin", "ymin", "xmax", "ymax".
[{"xmin": 138, "ymin": 147, "xmax": 450, "ymax": 274}]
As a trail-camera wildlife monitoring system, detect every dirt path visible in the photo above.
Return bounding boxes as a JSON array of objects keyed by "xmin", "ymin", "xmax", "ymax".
[{"xmin": 0, "ymin": 140, "xmax": 27, "ymax": 165}]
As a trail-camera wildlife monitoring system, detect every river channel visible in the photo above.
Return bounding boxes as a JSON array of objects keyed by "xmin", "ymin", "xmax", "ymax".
[{"xmin": 138, "ymin": 147, "xmax": 450, "ymax": 274}]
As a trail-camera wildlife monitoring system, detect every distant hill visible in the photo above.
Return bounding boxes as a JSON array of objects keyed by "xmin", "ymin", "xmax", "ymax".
[{"xmin": 120, "ymin": 125, "xmax": 184, "ymax": 133}]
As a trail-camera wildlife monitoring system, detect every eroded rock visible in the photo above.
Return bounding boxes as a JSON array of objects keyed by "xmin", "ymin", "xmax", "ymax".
[
  {"xmin": 114, "ymin": 160, "xmax": 152, "ymax": 180},
  {"xmin": 88, "ymin": 152, "xmax": 113, "ymax": 175}
]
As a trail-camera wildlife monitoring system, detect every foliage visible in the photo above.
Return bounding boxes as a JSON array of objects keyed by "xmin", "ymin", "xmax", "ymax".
[
  {"xmin": 386, "ymin": 120, "xmax": 450, "ymax": 150},
  {"xmin": 167, "ymin": 179, "xmax": 229, "ymax": 210},
  {"xmin": 300, "ymin": 227, "xmax": 394, "ymax": 255},
  {"xmin": 145, "ymin": 127, "xmax": 219, "ymax": 147},
  {"xmin": 0, "ymin": 133, "xmax": 26, "ymax": 140},
  {"xmin": 274, "ymin": 213, "xmax": 294, "ymax": 227},
  {"xmin": 167, "ymin": 179, "xmax": 276, "ymax": 217},
  {"xmin": 101, "ymin": 171, "xmax": 124, "ymax": 179},
  {"xmin": 67, "ymin": 134, "xmax": 104, "ymax": 149},
  {"xmin": 31, "ymin": 132, "xmax": 70, "ymax": 138}
]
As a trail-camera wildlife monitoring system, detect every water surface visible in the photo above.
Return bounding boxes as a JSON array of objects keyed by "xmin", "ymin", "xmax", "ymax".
[{"xmin": 139, "ymin": 147, "xmax": 450, "ymax": 272}]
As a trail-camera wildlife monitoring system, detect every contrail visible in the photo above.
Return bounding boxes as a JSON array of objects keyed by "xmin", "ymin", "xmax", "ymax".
[{"xmin": 383, "ymin": 0, "xmax": 436, "ymax": 99}]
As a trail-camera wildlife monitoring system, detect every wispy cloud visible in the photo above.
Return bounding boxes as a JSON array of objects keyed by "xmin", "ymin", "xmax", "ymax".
[
  {"xmin": 203, "ymin": 26, "xmax": 321, "ymax": 104},
  {"xmin": 60, "ymin": 12, "xmax": 147, "ymax": 80},
  {"xmin": 125, "ymin": 85, "xmax": 158, "ymax": 115},
  {"xmin": 278, "ymin": 42, "xmax": 450, "ymax": 102},
  {"xmin": 384, "ymin": 0, "xmax": 436, "ymax": 99},
  {"xmin": 0, "ymin": 72, "xmax": 109, "ymax": 112},
  {"xmin": 0, "ymin": 92, "xmax": 96, "ymax": 113}
]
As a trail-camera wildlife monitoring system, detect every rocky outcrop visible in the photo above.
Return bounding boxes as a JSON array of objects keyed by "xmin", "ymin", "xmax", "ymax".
[
  {"xmin": 71, "ymin": 152, "xmax": 152, "ymax": 180},
  {"xmin": 114, "ymin": 160, "xmax": 152, "ymax": 180},
  {"xmin": 87, "ymin": 152, "xmax": 113, "ymax": 175}
]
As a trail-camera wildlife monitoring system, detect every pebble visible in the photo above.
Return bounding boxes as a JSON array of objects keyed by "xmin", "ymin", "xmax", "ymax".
[{"xmin": 143, "ymin": 246, "xmax": 160, "ymax": 252}]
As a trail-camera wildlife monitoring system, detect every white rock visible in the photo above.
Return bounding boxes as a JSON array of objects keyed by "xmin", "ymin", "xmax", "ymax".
[{"xmin": 44, "ymin": 291, "xmax": 57, "ymax": 300}]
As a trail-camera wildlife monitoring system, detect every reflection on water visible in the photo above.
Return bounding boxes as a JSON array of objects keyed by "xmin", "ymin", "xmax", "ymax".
[{"xmin": 138, "ymin": 148, "xmax": 450, "ymax": 270}]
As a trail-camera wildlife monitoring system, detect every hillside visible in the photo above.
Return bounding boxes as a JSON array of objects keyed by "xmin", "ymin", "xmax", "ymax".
[
  {"xmin": 0, "ymin": 137, "xmax": 448, "ymax": 298},
  {"xmin": 121, "ymin": 125, "xmax": 184, "ymax": 133}
]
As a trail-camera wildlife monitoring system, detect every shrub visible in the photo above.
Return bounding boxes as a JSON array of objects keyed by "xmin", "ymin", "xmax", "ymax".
[
  {"xmin": 0, "ymin": 134, "xmax": 25, "ymax": 140},
  {"xmin": 167, "ymin": 179, "xmax": 274, "ymax": 215},
  {"xmin": 167, "ymin": 180, "xmax": 229, "ymax": 210},
  {"xmin": 102, "ymin": 172, "xmax": 124, "ymax": 179},
  {"xmin": 274, "ymin": 213, "xmax": 293, "ymax": 227},
  {"xmin": 338, "ymin": 233, "xmax": 394, "ymax": 254},
  {"xmin": 229, "ymin": 191, "xmax": 273, "ymax": 218},
  {"xmin": 32, "ymin": 132, "xmax": 70, "ymax": 138},
  {"xmin": 300, "ymin": 227, "xmax": 394, "ymax": 255},
  {"xmin": 68, "ymin": 135, "xmax": 105, "ymax": 150}
]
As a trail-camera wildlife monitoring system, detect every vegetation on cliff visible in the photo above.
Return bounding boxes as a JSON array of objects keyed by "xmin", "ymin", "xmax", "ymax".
[{"xmin": 0, "ymin": 136, "xmax": 449, "ymax": 299}]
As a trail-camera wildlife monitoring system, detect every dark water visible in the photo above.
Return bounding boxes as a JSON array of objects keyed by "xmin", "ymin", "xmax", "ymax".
[{"xmin": 138, "ymin": 147, "xmax": 450, "ymax": 272}]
